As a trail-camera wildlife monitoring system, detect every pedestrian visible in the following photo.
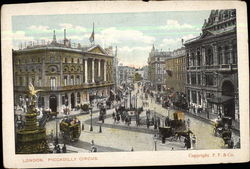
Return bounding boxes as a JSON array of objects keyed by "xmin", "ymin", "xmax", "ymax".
[
  {"xmin": 146, "ymin": 118, "xmax": 150, "ymax": 129},
  {"xmin": 131, "ymin": 147, "xmax": 134, "ymax": 152},
  {"xmin": 191, "ymin": 134, "xmax": 196, "ymax": 149},
  {"xmin": 56, "ymin": 145, "xmax": 61, "ymax": 153},
  {"xmin": 62, "ymin": 144, "xmax": 67, "ymax": 153},
  {"xmin": 82, "ymin": 123, "xmax": 84, "ymax": 131},
  {"xmin": 187, "ymin": 118, "xmax": 191, "ymax": 128}
]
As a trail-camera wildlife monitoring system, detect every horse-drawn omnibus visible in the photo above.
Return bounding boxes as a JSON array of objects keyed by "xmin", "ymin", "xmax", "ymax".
[{"xmin": 59, "ymin": 117, "xmax": 81, "ymax": 142}]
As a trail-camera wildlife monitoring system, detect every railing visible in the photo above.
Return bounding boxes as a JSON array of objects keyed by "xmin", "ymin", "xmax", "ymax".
[{"xmin": 14, "ymin": 82, "xmax": 114, "ymax": 92}]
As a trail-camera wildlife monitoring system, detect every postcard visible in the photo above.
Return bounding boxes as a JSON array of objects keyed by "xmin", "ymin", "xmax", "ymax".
[{"xmin": 1, "ymin": 1, "xmax": 249, "ymax": 168}]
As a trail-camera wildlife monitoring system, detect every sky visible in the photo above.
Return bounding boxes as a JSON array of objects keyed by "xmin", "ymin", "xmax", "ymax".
[{"xmin": 11, "ymin": 10, "xmax": 211, "ymax": 68}]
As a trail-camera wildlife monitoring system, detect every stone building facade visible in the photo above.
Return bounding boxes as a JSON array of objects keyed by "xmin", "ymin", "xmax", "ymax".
[
  {"xmin": 165, "ymin": 47, "xmax": 186, "ymax": 93},
  {"xmin": 118, "ymin": 65, "xmax": 135, "ymax": 85},
  {"xmin": 184, "ymin": 9, "xmax": 238, "ymax": 121},
  {"xmin": 148, "ymin": 45, "xmax": 171, "ymax": 92},
  {"xmin": 13, "ymin": 31, "xmax": 114, "ymax": 114}
]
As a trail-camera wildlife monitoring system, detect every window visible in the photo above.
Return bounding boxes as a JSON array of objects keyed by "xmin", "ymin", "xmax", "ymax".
[
  {"xmin": 50, "ymin": 77, "xmax": 56, "ymax": 89},
  {"xmin": 197, "ymin": 51, "xmax": 201, "ymax": 66},
  {"xmin": 205, "ymin": 74, "xmax": 214, "ymax": 86},
  {"xmin": 77, "ymin": 92, "xmax": 80, "ymax": 104},
  {"xmin": 71, "ymin": 58, "xmax": 74, "ymax": 63},
  {"xmin": 191, "ymin": 91, "xmax": 197, "ymax": 104},
  {"xmin": 218, "ymin": 47, "xmax": 222, "ymax": 64},
  {"xmin": 224, "ymin": 46, "xmax": 230, "ymax": 64},
  {"xmin": 206, "ymin": 48, "xmax": 213, "ymax": 65},
  {"xmin": 191, "ymin": 73, "xmax": 196, "ymax": 85},
  {"xmin": 70, "ymin": 75, "xmax": 74, "ymax": 85},
  {"xmin": 76, "ymin": 75, "xmax": 80, "ymax": 85},
  {"xmin": 197, "ymin": 74, "xmax": 201, "ymax": 85},
  {"xmin": 77, "ymin": 58, "xmax": 80, "ymax": 63},
  {"xmin": 65, "ymin": 57, "xmax": 67, "ymax": 63},
  {"xmin": 64, "ymin": 76, "xmax": 68, "ymax": 86}
]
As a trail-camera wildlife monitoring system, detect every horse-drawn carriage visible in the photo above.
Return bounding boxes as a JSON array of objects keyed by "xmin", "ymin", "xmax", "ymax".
[
  {"xmin": 59, "ymin": 117, "xmax": 81, "ymax": 142},
  {"xmin": 158, "ymin": 111, "xmax": 189, "ymax": 142},
  {"xmin": 213, "ymin": 116, "xmax": 234, "ymax": 148}
]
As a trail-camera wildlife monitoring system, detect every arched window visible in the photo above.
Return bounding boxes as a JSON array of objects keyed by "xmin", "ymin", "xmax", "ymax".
[
  {"xmin": 64, "ymin": 76, "xmax": 67, "ymax": 86},
  {"xmin": 70, "ymin": 75, "xmax": 74, "ymax": 85},
  {"xmin": 76, "ymin": 75, "xmax": 80, "ymax": 85},
  {"xmin": 77, "ymin": 92, "xmax": 80, "ymax": 104},
  {"xmin": 218, "ymin": 47, "xmax": 222, "ymax": 64},
  {"xmin": 50, "ymin": 77, "xmax": 56, "ymax": 89}
]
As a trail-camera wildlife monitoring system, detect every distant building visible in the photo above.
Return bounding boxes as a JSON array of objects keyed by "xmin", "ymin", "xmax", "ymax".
[
  {"xmin": 13, "ymin": 30, "xmax": 114, "ymax": 114},
  {"xmin": 148, "ymin": 45, "xmax": 171, "ymax": 91},
  {"xmin": 184, "ymin": 9, "xmax": 238, "ymax": 121},
  {"xmin": 165, "ymin": 47, "xmax": 186, "ymax": 93},
  {"xmin": 135, "ymin": 68, "xmax": 143, "ymax": 80},
  {"xmin": 118, "ymin": 65, "xmax": 135, "ymax": 85}
]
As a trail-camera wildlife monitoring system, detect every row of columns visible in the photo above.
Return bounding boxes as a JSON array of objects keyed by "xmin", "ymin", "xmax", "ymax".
[{"xmin": 84, "ymin": 59, "xmax": 107, "ymax": 84}]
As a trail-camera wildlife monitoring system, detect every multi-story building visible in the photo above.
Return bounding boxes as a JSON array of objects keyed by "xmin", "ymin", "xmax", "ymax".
[
  {"xmin": 148, "ymin": 45, "xmax": 171, "ymax": 91},
  {"xmin": 118, "ymin": 65, "xmax": 135, "ymax": 85},
  {"xmin": 165, "ymin": 47, "xmax": 186, "ymax": 93},
  {"xmin": 13, "ymin": 30, "xmax": 114, "ymax": 114},
  {"xmin": 184, "ymin": 9, "xmax": 238, "ymax": 121}
]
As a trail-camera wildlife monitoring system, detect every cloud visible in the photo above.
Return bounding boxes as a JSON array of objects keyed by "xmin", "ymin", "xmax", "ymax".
[
  {"xmin": 28, "ymin": 25, "xmax": 50, "ymax": 32},
  {"xmin": 59, "ymin": 23, "xmax": 87, "ymax": 32},
  {"xmin": 95, "ymin": 27, "xmax": 155, "ymax": 46},
  {"xmin": 159, "ymin": 34, "xmax": 196, "ymax": 50},
  {"xmin": 118, "ymin": 45, "xmax": 152, "ymax": 68},
  {"xmin": 2, "ymin": 31, "xmax": 35, "ymax": 49},
  {"xmin": 160, "ymin": 20, "xmax": 195, "ymax": 30}
]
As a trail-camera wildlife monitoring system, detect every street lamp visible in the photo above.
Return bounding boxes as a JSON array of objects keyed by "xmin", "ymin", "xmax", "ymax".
[
  {"xmin": 153, "ymin": 134, "xmax": 157, "ymax": 151},
  {"xmin": 129, "ymin": 89, "xmax": 132, "ymax": 110},
  {"xmin": 89, "ymin": 104, "xmax": 93, "ymax": 131},
  {"xmin": 55, "ymin": 117, "xmax": 59, "ymax": 145}
]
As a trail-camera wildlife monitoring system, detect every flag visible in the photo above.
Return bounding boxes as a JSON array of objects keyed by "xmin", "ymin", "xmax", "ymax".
[{"xmin": 89, "ymin": 23, "xmax": 95, "ymax": 44}]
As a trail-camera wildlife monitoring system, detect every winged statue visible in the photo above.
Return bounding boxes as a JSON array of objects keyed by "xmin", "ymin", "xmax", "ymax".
[{"xmin": 28, "ymin": 83, "xmax": 43, "ymax": 97}]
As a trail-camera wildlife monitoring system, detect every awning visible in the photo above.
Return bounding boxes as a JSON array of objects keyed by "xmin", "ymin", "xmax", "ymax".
[{"xmin": 207, "ymin": 96, "xmax": 234, "ymax": 104}]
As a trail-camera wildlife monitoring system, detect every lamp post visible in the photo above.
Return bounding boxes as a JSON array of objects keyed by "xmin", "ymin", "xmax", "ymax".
[
  {"xmin": 129, "ymin": 89, "xmax": 132, "ymax": 110},
  {"xmin": 55, "ymin": 117, "xmax": 59, "ymax": 145},
  {"xmin": 153, "ymin": 134, "xmax": 157, "ymax": 151},
  {"xmin": 89, "ymin": 105, "xmax": 93, "ymax": 131}
]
